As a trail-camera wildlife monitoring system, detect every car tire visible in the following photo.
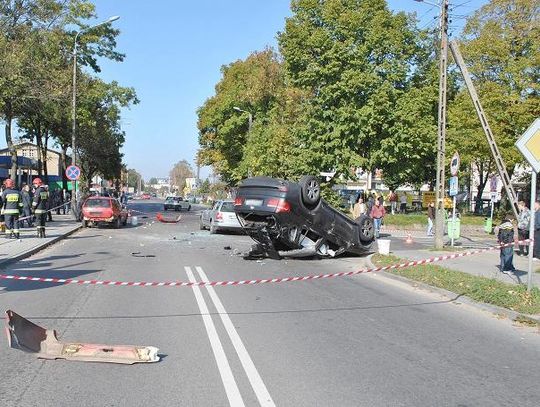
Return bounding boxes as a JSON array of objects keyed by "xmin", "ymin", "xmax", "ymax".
[
  {"xmin": 299, "ymin": 175, "xmax": 321, "ymax": 207},
  {"xmin": 356, "ymin": 215, "xmax": 375, "ymax": 243},
  {"xmin": 113, "ymin": 217, "xmax": 121, "ymax": 229},
  {"xmin": 210, "ymin": 220, "xmax": 218, "ymax": 234},
  {"xmin": 188, "ymin": 205, "xmax": 191, "ymax": 211},
  {"xmin": 81, "ymin": 220, "xmax": 87, "ymax": 228}
]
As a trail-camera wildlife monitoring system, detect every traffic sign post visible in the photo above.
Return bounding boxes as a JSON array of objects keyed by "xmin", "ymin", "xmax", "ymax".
[
  {"xmin": 449, "ymin": 155, "xmax": 459, "ymax": 247},
  {"xmin": 515, "ymin": 118, "xmax": 540, "ymax": 292},
  {"xmin": 65, "ymin": 165, "xmax": 81, "ymax": 181}
]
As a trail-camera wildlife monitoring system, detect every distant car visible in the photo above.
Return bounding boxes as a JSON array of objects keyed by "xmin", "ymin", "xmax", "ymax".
[
  {"xmin": 141, "ymin": 193, "xmax": 151, "ymax": 200},
  {"xmin": 151, "ymin": 192, "xmax": 157, "ymax": 198},
  {"xmin": 200, "ymin": 200, "xmax": 242, "ymax": 234},
  {"xmin": 164, "ymin": 196, "xmax": 191, "ymax": 211},
  {"xmin": 234, "ymin": 176, "xmax": 374, "ymax": 259},
  {"xmin": 81, "ymin": 196, "xmax": 128, "ymax": 228}
]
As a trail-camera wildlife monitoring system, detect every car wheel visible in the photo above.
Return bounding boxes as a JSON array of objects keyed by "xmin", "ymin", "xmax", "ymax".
[
  {"xmin": 188, "ymin": 205, "xmax": 191, "ymax": 211},
  {"xmin": 210, "ymin": 220, "xmax": 218, "ymax": 234},
  {"xmin": 113, "ymin": 217, "xmax": 121, "ymax": 229},
  {"xmin": 299, "ymin": 175, "xmax": 321, "ymax": 207},
  {"xmin": 81, "ymin": 220, "xmax": 87, "ymax": 228},
  {"xmin": 356, "ymin": 215, "xmax": 375, "ymax": 243}
]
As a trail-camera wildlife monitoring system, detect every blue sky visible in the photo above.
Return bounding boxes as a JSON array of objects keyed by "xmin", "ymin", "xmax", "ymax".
[{"xmin": 7, "ymin": 0, "xmax": 488, "ymax": 180}]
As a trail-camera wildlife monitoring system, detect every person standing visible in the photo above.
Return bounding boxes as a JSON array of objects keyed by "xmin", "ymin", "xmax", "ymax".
[
  {"xmin": 45, "ymin": 185, "xmax": 53, "ymax": 222},
  {"xmin": 32, "ymin": 178, "xmax": 48, "ymax": 238},
  {"xmin": 427, "ymin": 202, "xmax": 435, "ymax": 236},
  {"xmin": 2, "ymin": 179, "xmax": 23, "ymax": 239},
  {"xmin": 370, "ymin": 199, "xmax": 386, "ymax": 239},
  {"xmin": 21, "ymin": 184, "xmax": 33, "ymax": 228},
  {"xmin": 534, "ymin": 200, "xmax": 540, "ymax": 260},
  {"xmin": 352, "ymin": 196, "xmax": 367, "ymax": 219},
  {"xmin": 389, "ymin": 190, "xmax": 398, "ymax": 215},
  {"xmin": 400, "ymin": 193, "xmax": 407, "ymax": 214},
  {"xmin": 497, "ymin": 217, "xmax": 516, "ymax": 272},
  {"xmin": 62, "ymin": 189, "xmax": 70, "ymax": 214},
  {"xmin": 516, "ymin": 201, "xmax": 530, "ymax": 256}
]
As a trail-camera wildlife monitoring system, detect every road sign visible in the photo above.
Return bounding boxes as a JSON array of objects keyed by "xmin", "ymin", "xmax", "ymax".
[
  {"xmin": 490, "ymin": 176, "xmax": 498, "ymax": 192},
  {"xmin": 449, "ymin": 176, "xmax": 458, "ymax": 196},
  {"xmin": 65, "ymin": 165, "xmax": 81, "ymax": 181},
  {"xmin": 490, "ymin": 192, "xmax": 498, "ymax": 202},
  {"xmin": 450, "ymin": 152, "xmax": 460, "ymax": 176},
  {"xmin": 515, "ymin": 118, "xmax": 540, "ymax": 173}
]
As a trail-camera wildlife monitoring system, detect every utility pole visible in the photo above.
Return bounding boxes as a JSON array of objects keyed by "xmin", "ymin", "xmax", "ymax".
[{"xmin": 434, "ymin": 0, "xmax": 449, "ymax": 249}]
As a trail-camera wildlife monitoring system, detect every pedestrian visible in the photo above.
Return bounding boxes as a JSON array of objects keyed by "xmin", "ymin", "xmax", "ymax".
[
  {"xmin": 21, "ymin": 184, "xmax": 34, "ymax": 228},
  {"xmin": 534, "ymin": 200, "xmax": 540, "ymax": 260},
  {"xmin": 516, "ymin": 201, "xmax": 530, "ymax": 256},
  {"xmin": 367, "ymin": 193, "xmax": 375, "ymax": 214},
  {"xmin": 62, "ymin": 189, "xmax": 71, "ymax": 214},
  {"xmin": 32, "ymin": 178, "xmax": 48, "ymax": 238},
  {"xmin": 497, "ymin": 216, "xmax": 516, "ymax": 272},
  {"xmin": 370, "ymin": 199, "xmax": 386, "ymax": 239},
  {"xmin": 352, "ymin": 196, "xmax": 367, "ymax": 219},
  {"xmin": 1, "ymin": 179, "xmax": 23, "ymax": 239},
  {"xmin": 400, "ymin": 193, "xmax": 407, "ymax": 214},
  {"xmin": 427, "ymin": 202, "xmax": 435, "ymax": 236},
  {"xmin": 389, "ymin": 190, "xmax": 398, "ymax": 215}
]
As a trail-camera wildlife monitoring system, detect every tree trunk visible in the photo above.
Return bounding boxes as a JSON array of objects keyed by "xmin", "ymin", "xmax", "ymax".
[
  {"xmin": 4, "ymin": 101, "xmax": 18, "ymax": 183},
  {"xmin": 61, "ymin": 145, "xmax": 68, "ymax": 191},
  {"xmin": 474, "ymin": 159, "xmax": 492, "ymax": 214},
  {"xmin": 42, "ymin": 131, "xmax": 49, "ymax": 185},
  {"xmin": 35, "ymin": 124, "xmax": 44, "ymax": 178}
]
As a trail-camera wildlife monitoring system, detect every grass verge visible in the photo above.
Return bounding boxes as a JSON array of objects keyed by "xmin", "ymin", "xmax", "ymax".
[{"xmin": 372, "ymin": 254, "xmax": 540, "ymax": 316}]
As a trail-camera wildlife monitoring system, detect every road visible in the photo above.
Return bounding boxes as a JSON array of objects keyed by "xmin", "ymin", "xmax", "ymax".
[{"xmin": 1, "ymin": 200, "xmax": 539, "ymax": 407}]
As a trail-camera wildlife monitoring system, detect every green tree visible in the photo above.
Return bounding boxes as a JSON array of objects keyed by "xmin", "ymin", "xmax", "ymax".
[
  {"xmin": 447, "ymin": 0, "xmax": 539, "ymax": 209},
  {"xmin": 169, "ymin": 159, "xmax": 194, "ymax": 192},
  {"xmin": 148, "ymin": 177, "xmax": 158, "ymax": 185},
  {"xmin": 278, "ymin": 0, "xmax": 422, "ymax": 183}
]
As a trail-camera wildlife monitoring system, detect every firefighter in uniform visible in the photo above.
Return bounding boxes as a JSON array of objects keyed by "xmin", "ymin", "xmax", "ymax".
[
  {"xmin": 1, "ymin": 179, "xmax": 23, "ymax": 239},
  {"xmin": 32, "ymin": 178, "xmax": 48, "ymax": 238}
]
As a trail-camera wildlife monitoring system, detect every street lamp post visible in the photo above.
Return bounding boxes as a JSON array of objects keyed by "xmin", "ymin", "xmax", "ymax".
[
  {"xmin": 415, "ymin": 0, "xmax": 449, "ymax": 249},
  {"xmin": 71, "ymin": 15, "xmax": 120, "ymax": 206}
]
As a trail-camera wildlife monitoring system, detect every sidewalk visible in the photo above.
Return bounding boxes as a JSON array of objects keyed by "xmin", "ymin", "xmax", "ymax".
[
  {"xmin": 0, "ymin": 214, "xmax": 81, "ymax": 267},
  {"xmin": 392, "ymin": 246, "xmax": 540, "ymax": 288}
]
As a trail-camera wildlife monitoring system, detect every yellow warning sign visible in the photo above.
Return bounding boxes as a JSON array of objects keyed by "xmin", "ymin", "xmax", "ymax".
[
  {"xmin": 524, "ymin": 128, "xmax": 540, "ymax": 161},
  {"xmin": 516, "ymin": 118, "xmax": 540, "ymax": 173}
]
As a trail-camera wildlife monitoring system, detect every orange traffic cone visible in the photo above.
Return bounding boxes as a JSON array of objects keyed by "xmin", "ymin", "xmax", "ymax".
[{"xmin": 405, "ymin": 233, "xmax": 413, "ymax": 244}]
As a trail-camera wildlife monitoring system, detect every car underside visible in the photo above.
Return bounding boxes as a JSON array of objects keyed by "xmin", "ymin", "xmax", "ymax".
[{"xmin": 234, "ymin": 176, "xmax": 375, "ymax": 260}]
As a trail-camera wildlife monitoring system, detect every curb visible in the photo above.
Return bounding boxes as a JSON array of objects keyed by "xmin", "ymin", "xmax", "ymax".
[
  {"xmin": 0, "ymin": 225, "xmax": 82, "ymax": 269},
  {"xmin": 366, "ymin": 254, "xmax": 540, "ymax": 326}
]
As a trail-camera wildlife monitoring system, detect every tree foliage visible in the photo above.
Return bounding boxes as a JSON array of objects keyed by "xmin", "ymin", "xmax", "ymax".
[{"xmin": 169, "ymin": 159, "xmax": 194, "ymax": 192}]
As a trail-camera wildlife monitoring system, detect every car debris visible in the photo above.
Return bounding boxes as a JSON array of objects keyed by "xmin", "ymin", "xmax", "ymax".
[
  {"xmin": 4, "ymin": 310, "xmax": 159, "ymax": 364},
  {"xmin": 223, "ymin": 246, "xmax": 232, "ymax": 250},
  {"xmin": 234, "ymin": 176, "xmax": 375, "ymax": 260},
  {"xmin": 131, "ymin": 252, "xmax": 156, "ymax": 258},
  {"xmin": 156, "ymin": 213, "xmax": 182, "ymax": 224}
]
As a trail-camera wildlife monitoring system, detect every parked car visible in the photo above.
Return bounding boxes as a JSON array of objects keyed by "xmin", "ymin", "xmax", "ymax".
[
  {"xmin": 200, "ymin": 200, "xmax": 242, "ymax": 234},
  {"xmin": 164, "ymin": 196, "xmax": 191, "ymax": 211},
  {"xmin": 234, "ymin": 176, "xmax": 375, "ymax": 259},
  {"xmin": 141, "ymin": 193, "xmax": 151, "ymax": 200},
  {"xmin": 81, "ymin": 196, "xmax": 129, "ymax": 228}
]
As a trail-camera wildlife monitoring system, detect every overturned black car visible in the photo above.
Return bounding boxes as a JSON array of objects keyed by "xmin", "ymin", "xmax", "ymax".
[{"xmin": 234, "ymin": 176, "xmax": 375, "ymax": 259}]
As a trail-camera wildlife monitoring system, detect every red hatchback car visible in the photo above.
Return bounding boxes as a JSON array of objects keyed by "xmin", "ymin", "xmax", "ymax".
[{"xmin": 81, "ymin": 196, "xmax": 129, "ymax": 228}]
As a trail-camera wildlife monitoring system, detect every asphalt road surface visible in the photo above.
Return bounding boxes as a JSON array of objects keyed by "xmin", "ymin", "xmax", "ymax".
[{"xmin": 1, "ymin": 200, "xmax": 539, "ymax": 407}]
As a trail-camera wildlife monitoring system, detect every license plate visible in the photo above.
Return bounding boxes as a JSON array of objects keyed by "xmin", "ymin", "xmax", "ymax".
[{"xmin": 245, "ymin": 199, "xmax": 263, "ymax": 207}]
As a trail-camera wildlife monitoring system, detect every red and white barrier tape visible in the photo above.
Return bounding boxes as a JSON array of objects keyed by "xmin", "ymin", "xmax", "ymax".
[{"xmin": 0, "ymin": 240, "xmax": 532, "ymax": 288}]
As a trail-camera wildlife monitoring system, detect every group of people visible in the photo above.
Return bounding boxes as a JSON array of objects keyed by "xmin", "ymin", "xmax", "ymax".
[
  {"xmin": 0, "ymin": 178, "xmax": 68, "ymax": 239},
  {"xmin": 351, "ymin": 193, "xmax": 386, "ymax": 238},
  {"xmin": 498, "ymin": 200, "xmax": 540, "ymax": 272}
]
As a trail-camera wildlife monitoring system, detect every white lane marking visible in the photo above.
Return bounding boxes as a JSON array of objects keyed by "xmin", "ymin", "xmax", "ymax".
[
  {"xmin": 184, "ymin": 266, "xmax": 245, "ymax": 407},
  {"xmin": 196, "ymin": 266, "xmax": 276, "ymax": 407}
]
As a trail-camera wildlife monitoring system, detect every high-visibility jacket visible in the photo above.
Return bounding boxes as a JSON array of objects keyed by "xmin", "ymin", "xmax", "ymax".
[
  {"xmin": 32, "ymin": 187, "xmax": 49, "ymax": 214},
  {"xmin": 1, "ymin": 188, "xmax": 23, "ymax": 215}
]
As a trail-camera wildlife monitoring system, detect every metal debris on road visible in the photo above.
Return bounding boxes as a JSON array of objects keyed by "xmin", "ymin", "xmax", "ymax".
[
  {"xmin": 131, "ymin": 252, "xmax": 156, "ymax": 258},
  {"xmin": 4, "ymin": 310, "xmax": 160, "ymax": 364},
  {"xmin": 156, "ymin": 213, "xmax": 182, "ymax": 224}
]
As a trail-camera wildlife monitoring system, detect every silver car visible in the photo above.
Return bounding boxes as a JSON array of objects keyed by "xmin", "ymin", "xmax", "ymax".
[{"xmin": 200, "ymin": 200, "xmax": 242, "ymax": 234}]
